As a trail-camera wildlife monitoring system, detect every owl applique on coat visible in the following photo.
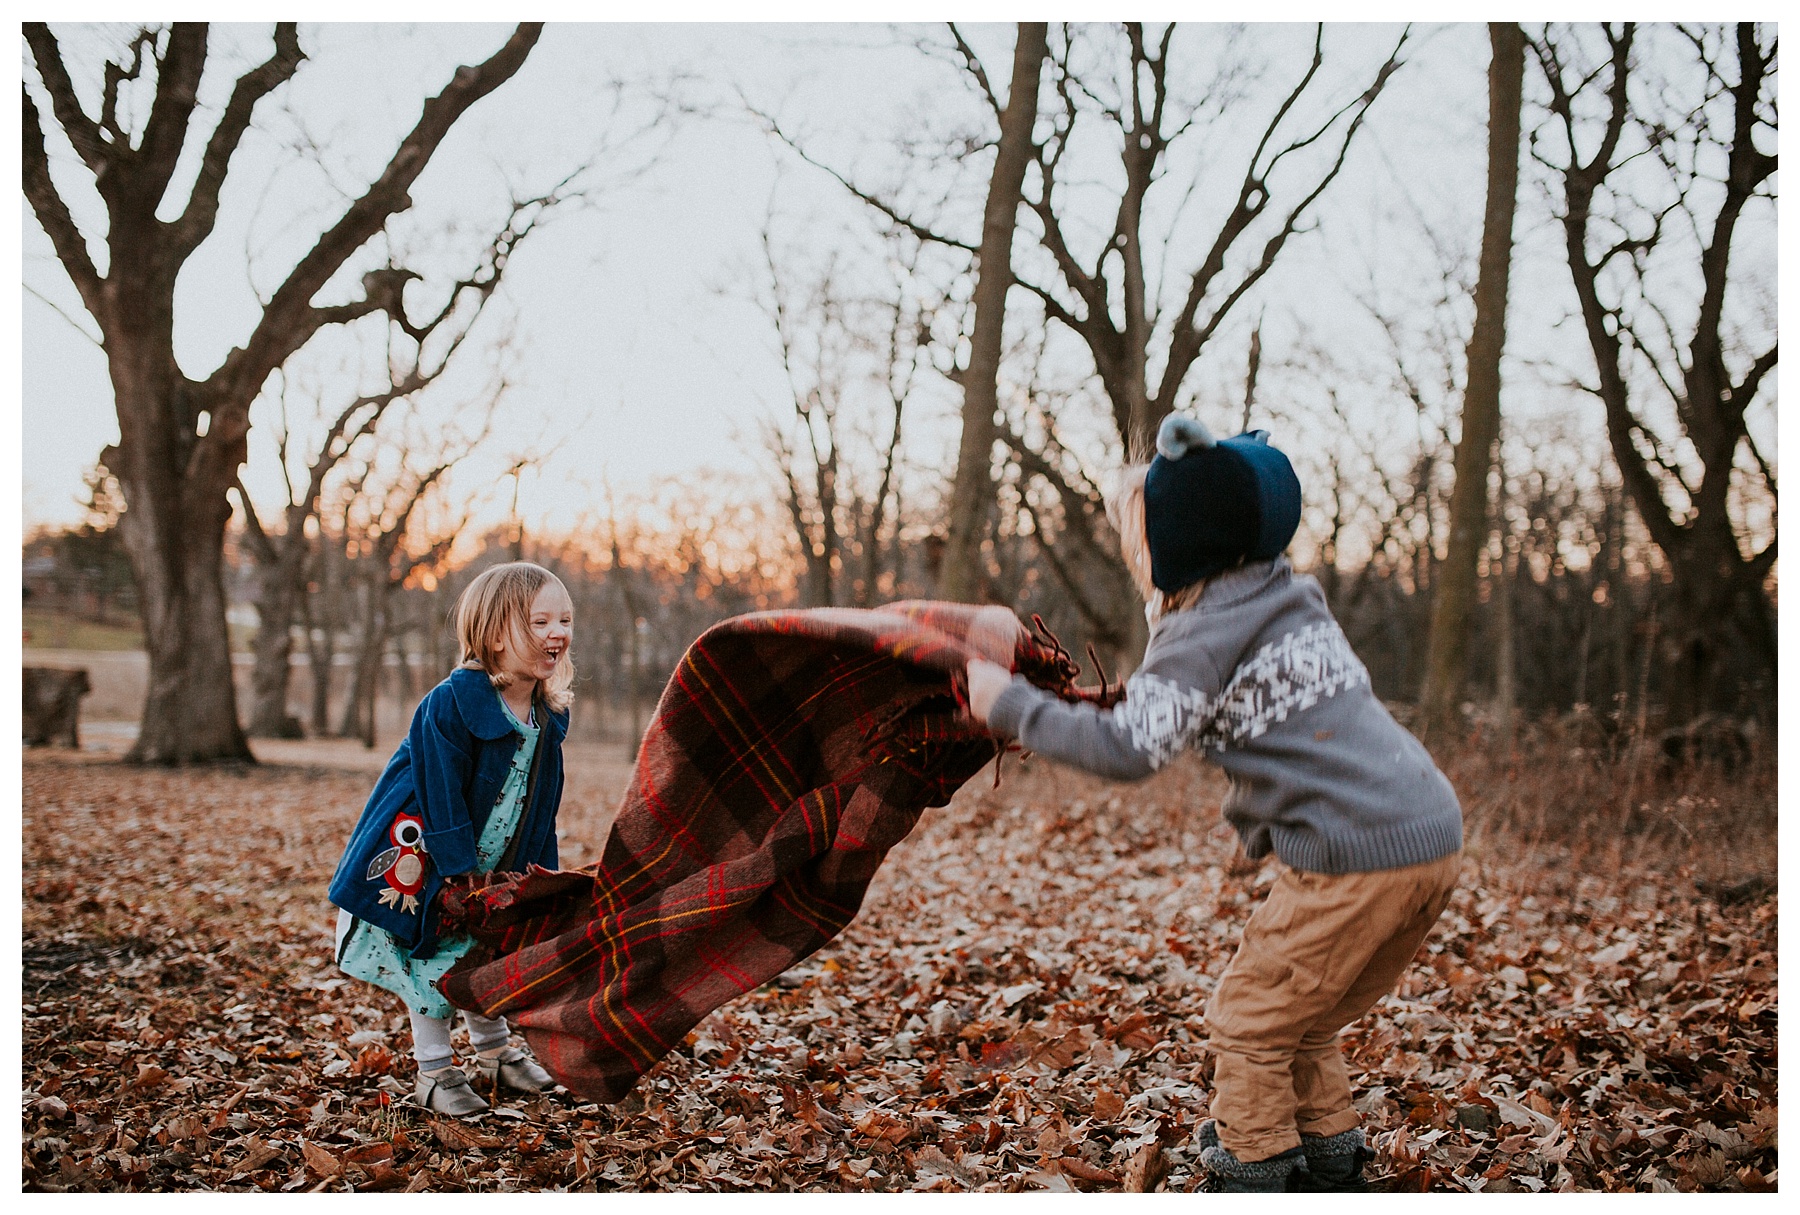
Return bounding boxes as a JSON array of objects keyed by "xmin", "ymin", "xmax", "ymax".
[{"xmin": 366, "ymin": 811, "xmax": 428, "ymax": 915}]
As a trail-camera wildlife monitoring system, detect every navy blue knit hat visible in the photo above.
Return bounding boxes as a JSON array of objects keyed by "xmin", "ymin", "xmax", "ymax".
[{"xmin": 1142, "ymin": 415, "xmax": 1302, "ymax": 593}]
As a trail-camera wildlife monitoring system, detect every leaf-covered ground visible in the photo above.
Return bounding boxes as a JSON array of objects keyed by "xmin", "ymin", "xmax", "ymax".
[{"xmin": 21, "ymin": 741, "xmax": 1776, "ymax": 1192}]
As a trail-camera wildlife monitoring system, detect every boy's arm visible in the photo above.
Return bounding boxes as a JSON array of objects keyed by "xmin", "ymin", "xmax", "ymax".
[
  {"xmin": 412, "ymin": 694, "xmax": 481, "ymax": 875},
  {"xmin": 980, "ymin": 634, "xmax": 1224, "ymax": 781}
]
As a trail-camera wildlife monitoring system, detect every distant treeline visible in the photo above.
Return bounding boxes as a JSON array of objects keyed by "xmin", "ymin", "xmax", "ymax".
[
  {"xmin": 204, "ymin": 470, "xmax": 1779, "ymax": 749},
  {"xmin": 23, "ymin": 444, "xmax": 1773, "ymax": 752}
]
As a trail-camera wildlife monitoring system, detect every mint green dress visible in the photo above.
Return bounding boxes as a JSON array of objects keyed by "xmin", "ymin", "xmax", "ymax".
[{"xmin": 338, "ymin": 695, "xmax": 539, "ymax": 1019}]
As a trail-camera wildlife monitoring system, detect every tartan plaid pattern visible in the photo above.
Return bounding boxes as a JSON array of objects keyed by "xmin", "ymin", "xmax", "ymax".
[{"xmin": 436, "ymin": 602, "xmax": 1097, "ymax": 1104}]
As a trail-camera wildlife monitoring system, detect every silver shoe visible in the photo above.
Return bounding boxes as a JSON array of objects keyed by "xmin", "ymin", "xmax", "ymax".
[
  {"xmin": 415, "ymin": 1066, "xmax": 489, "ymax": 1117},
  {"xmin": 472, "ymin": 1045, "xmax": 555, "ymax": 1093}
]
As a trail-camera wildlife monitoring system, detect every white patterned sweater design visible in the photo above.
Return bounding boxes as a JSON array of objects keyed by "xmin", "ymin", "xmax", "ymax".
[{"xmin": 1114, "ymin": 620, "xmax": 1371, "ymax": 768}]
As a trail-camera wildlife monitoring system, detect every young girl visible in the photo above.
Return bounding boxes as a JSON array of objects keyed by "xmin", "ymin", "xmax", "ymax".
[
  {"xmin": 329, "ymin": 561, "xmax": 575, "ymax": 1116},
  {"xmin": 966, "ymin": 416, "xmax": 1463, "ymax": 1192}
]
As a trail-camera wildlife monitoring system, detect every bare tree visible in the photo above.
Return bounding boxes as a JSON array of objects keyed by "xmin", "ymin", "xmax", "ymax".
[
  {"xmin": 1530, "ymin": 22, "xmax": 1777, "ymax": 720},
  {"xmin": 771, "ymin": 24, "xmax": 1405, "ymax": 655},
  {"xmin": 936, "ymin": 23, "xmax": 1049, "ymax": 602},
  {"xmin": 233, "ymin": 193, "xmax": 562, "ymax": 736},
  {"xmin": 852, "ymin": 251, "xmax": 926, "ymax": 607},
  {"xmin": 331, "ymin": 408, "xmax": 493, "ymax": 747},
  {"xmin": 599, "ymin": 486, "xmax": 649, "ymax": 753},
  {"xmin": 1011, "ymin": 26, "xmax": 1408, "ymax": 665},
  {"xmin": 1421, "ymin": 22, "xmax": 1526, "ymax": 733},
  {"xmin": 753, "ymin": 219, "xmax": 929, "ymax": 609},
  {"xmin": 22, "ymin": 22, "xmax": 542, "ymax": 761},
  {"xmin": 1014, "ymin": 24, "xmax": 1406, "ymax": 458},
  {"xmin": 758, "ymin": 241, "xmax": 850, "ymax": 608}
]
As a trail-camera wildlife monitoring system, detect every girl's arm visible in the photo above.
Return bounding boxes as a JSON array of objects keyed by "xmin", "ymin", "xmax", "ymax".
[
  {"xmin": 411, "ymin": 695, "xmax": 482, "ymax": 876},
  {"xmin": 970, "ymin": 632, "xmax": 1225, "ymax": 781}
]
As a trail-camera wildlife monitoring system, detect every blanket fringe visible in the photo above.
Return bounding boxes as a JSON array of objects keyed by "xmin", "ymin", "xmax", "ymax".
[
  {"xmin": 1027, "ymin": 614, "xmax": 1126, "ymax": 709},
  {"xmin": 990, "ymin": 740, "xmax": 1024, "ymax": 789}
]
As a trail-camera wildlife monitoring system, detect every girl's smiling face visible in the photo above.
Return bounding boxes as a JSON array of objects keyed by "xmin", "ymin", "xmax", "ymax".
[{"xmin": 494, "ymin": 582, "xmax": 573, "ymax": 687}]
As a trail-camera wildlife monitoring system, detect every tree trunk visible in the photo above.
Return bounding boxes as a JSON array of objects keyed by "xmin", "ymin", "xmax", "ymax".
[
  {"xmin": 305, "ymin": 554, "xmax": 339, "ymax": 735},
  {"xmin": 1420, "ymin": 22, "xmax": 1524, "ymax": 733},
  {"xmin": 389, "ymin": 627, "xmax": 412, "ymax": 714},
  {"xmin": 1658, "ymin": 520, "xmax": 1750, "ymax": 722},
  {"xmin": 1604, "ymin": 487, "xmax": 1631, "ymax": 716},
  {"xmin": 1536, "ymin": 24, "xmax": 1776, "ymax": 725},
  {"xmin": 118, "ymin": 497, "xmax": 250, "ymax": 763},
  {"xmin": 1491, "ymin": 455, "xmax": 1517, "ymax": 744},
  {"xmin": 611, "ymin": 539, "xmax": 646, "ymax": 760},
  {"xmin": 339, "ymin": 575, "xmax": 387, "ymax": 747},
  {"xmin": 938, "ymin": 23, "xmax": 1047, "ymax": 602},
  {"xmin": 104, "ymin": 339, "xmax": 254, "ymax": 763},
  {"xmin": 246, "ymin": 544, "xmax": 309, "ymax": 737},
  {"xmin": 22, "ymin": 22, "xmax": 543, "ymax": 763}
]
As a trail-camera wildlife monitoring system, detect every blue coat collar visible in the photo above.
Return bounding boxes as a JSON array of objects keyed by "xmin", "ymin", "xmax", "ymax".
[{"xmin": 448, "ymin": 666, "xmax": 569, "ymax": 742}]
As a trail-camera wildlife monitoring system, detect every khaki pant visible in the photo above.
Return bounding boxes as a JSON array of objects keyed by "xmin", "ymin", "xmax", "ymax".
[{"xmin": 1204, "ymin": 852, "xmax": 1461, "ymax": 1162}]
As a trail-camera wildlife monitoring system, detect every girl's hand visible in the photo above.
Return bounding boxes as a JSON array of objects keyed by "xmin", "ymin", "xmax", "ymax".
[
  {"xmin": 965, "ymin": 659, "xmax": 1014, "ymax": 724},
  {"xmin": 970, "ymin": 604, "xmax": 1028, "ymax": 662}
]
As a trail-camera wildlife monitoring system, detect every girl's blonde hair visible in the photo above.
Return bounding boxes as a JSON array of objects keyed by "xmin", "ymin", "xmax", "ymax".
[
  {"xmin": 455, "ymin": 562, "xmax": 575, "ymax": 712},
  {"xmin": 1106, "ymin": 465, "xmax": 1209, "ymax": 623}
]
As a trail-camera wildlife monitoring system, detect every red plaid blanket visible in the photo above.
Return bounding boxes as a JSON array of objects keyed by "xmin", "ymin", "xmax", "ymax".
[{"xmin": 437, "ymin": 601, "xmax": 1109, "ymax": 1103}]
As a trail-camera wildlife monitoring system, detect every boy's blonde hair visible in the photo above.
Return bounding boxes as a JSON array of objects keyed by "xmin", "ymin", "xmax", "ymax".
[
  {"xmin": 455, "ymin": 561, "xmax": 575, "ymax": 712},
  {"xmin": 1106, "ymin": 465, "xmax": 1208, "ymax": 622}
]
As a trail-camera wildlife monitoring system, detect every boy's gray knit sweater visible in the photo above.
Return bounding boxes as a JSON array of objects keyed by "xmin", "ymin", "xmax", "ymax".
[{"xmin": 988, "ymin": 557, "xmax": 1461, "ymax": 874}]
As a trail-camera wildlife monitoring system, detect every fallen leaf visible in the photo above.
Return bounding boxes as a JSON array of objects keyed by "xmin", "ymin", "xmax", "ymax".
[
  {"xmin": 1489, "ymin": 1092, "xmax": 1557, "ymax": 1135},
  {"xmin": 344, "ymin": 1143, "xmax": 394, "ymax": 1166},
  {"xmin": 432, "ymin": 1120, "xmax": 502, "ymax": 1151},
  {"xmin": 1123, "ymin": 1143, "xmax": 1166, "ymax": 1193},
  {"xmin": 17, "ymin": 737, "xmax": 1777, "ymax": 1195},
  {"xmin": 300, "ymin": 1139, "xmax": 343, "ymax": 1178},
  {"xmin": 1058, "ymin": 1156, "xmax": 1120, "ymax": 1185},
  {"xmin": 999, "ymin": 981, "xmax": 1041, "ymax": 1007}
]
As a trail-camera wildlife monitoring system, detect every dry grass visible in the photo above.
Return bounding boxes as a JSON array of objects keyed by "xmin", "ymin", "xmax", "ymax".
[{"xmin": 1435, "ymin": 724, "xmax": 1776, "ymax": 893}]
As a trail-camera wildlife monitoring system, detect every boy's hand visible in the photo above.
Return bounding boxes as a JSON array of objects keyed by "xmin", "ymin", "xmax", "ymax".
[{"xmin": 965, "ymin": 658, "xmax": 1014, "ymax": 724}]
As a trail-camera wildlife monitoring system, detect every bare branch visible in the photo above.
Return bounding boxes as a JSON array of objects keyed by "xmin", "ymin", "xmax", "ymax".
[
  {"xmin": 99, "ymin": 29, "xmax": 158, "ymax": 145},
  {"xmin": 1245, "ymin": 26, "xmax": 1329, "ymax": 183},
  {"xmin": 169, "ymin": 23, "xmax": 306, "ymax": 259},
  {"xmin": 1155, "ymin": 29, "xmax": 1406, "ymax": 412},
  {"xmin": 134, "ymin": 24, "xmax": 209, "ymax": 203},
  {"xmin": 749, "ymin": 101, "xmax": 978, "ymax": 253},
  {"xmin": 1018, "ymin": 496, "xmax": 1116, "ymax": 639},
  {"xmin": 1023, "ymin": 168, "xmax": 1103, "ymax": 327},
  {"xmin": 211, "ymin": 23, "xmax": 544, "ymax": 408},
  {"xmin": 1615, "ymin": 314, "xmax": 1687, "ymax": 419},
  {"xmin": 21, "ymin": 24, "xmax": 112, "ymax": 178},
  {"xmin": 946, "ymin": 24, "xmax": 1002, "ymax": 118},
  {"xmin": 232, "ymin": 477, "xmax": 278, "ymax": 565},
  {"xmin": 1742, "ymin": 426, "xmax": 1778, "ymax": 513},
  {"xmin": 997, "ymin": 415, "xmax": 1125, "ymax": 643},
  {"xmin": 1535, "ymin": 22, "xmax": 1687, "ymax": 559},
  {"xmin": 1730, "ymin": 343, "xmax": 1778, "ymax": 415},
  {"xmin": 22, "ymin": 281, "xmax": 104, "ymax": 349},
  {"xmin": 1009, "ymin": 273, "xmax": 1085, "ymax": 335},
  {"xmin": 21, "ymin": 87, "xmax": 106, "ymax": 319}
]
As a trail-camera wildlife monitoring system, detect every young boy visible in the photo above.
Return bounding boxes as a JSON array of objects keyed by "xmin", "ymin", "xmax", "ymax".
[{"xmin": 966, "ymin": 415, "xmax": 1463, "ymax": 1192}]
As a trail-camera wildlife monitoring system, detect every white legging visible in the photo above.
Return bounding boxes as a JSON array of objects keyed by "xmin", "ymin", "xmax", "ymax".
[{"xmin": 409, "ymin": 1008, "xmax": 511, "ymax": 1072}]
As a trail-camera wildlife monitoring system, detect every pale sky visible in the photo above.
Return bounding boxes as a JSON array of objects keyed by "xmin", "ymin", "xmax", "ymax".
[{"xmin": 18, "ymin": 18, "xmax": 1778, "ymax": 567}]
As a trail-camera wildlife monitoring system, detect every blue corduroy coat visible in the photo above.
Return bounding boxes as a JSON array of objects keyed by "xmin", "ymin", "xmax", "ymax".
[{"xmin": 327, "ymin": 667, "xmax": 567, "ymax": 959}]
